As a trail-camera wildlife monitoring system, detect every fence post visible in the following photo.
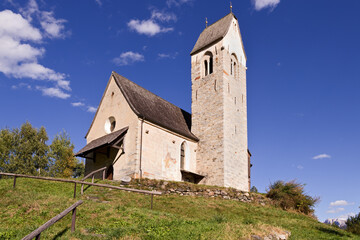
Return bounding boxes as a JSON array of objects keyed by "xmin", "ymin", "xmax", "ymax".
[
  {"xmin": 13, "ymin": 176, "xmax": 17, "ymax": 189},
  {"xmin": 151, "ymin": 194, "xmax": 153, "ymax": 209},
  {"xmin": 92, "ymin": 175, "xmax": 94, "ymax": 183},
  {"xmin": 81, "ymin": 184, "xmax": 84, "ymax": 195},
  {"xmin": 73, "ymin": 183, "xmax": 77, "ymax": 199},
  {"xmin": 71, "ymin": 207, "xmax": 77, "ymax": 232},
  {"xmin": 102, "ymin": 170, "xmax": 105, "ymax": 180}
]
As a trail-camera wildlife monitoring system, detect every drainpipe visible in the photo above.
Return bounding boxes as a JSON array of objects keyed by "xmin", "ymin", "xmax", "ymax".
[{"xmin": 139, "ymin": 117, "xmax": 145, "ymax": 179}]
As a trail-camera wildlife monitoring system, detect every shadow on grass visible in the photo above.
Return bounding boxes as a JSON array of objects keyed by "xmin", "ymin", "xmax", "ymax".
[
  {"xmin": 316, "ymin": 226, "xmax": 346, "ymax": 237},
  {"xmin": 83, "ymin": 179, "xmax": 102, "ymax": 193},
  {"xmin": 52, "ymin": 227, "xmax": 69, "ymax": 240}
]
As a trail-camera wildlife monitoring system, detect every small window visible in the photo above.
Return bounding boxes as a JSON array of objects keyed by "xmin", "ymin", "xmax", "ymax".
[
  {"xmin": 180, "ymin": 142, "xmax": 185, "ymax": 170},
  {"xmin": 105, "ymin": 116, "xmax": 116, "ymax": 133},
  {"xmin": 204, "ymin": 60, "xmax": 208, "ymax": 76},
  {"xmin": 209, "ymin": 57, "xmax": 213, "ymax": 74},
  {"xmin": 231, "ymin": 59, "xmax": 233, "ymax": 75}
]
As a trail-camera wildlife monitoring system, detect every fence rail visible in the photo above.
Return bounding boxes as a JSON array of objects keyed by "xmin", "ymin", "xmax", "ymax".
[
  {"xmin": 81, "ymin": 167, "xmax": 107, "ymax": 194},
  {"xmin": 0, "ymin": 172, "xmax": 161, "ymax": 209},
  {"xmin": 22, "ymin": 200, "xmax": 83, "ymax": 240}
]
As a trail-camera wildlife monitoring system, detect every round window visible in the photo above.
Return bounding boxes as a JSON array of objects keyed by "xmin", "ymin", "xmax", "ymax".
[{"xmin": 104, "ymin": 116, "xmax": 116, "ymax": 133}]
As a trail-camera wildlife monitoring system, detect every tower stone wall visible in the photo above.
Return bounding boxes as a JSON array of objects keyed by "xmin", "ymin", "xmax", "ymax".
[{"xmin": 191, "ymin": 15, "xmax": 249, "ymax": 191}]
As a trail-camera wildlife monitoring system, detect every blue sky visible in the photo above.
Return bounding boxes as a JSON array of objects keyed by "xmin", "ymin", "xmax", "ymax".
[{"xmin": 0, "ymin": 0, "xmax": 359, "ymax": 222}]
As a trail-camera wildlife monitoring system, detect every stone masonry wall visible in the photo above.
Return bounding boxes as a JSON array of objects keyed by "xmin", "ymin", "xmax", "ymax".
[{"xmin": 191, "ymin": 42, "xmax": 226, "ymax": 187}]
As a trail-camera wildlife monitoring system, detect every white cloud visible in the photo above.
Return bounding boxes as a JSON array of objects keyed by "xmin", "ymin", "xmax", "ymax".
[
  {"xmin": 158, "ymin": 52, "xmax": 178, "ymax": 59},
  {"xmin": 128, "ymin": 19, "xmax": 173, "ymax": 36},
  {"xmin": 327, "ymin": 208, "xmax": 345, "ymax": 214},
  {"xmin": 71, "ymin": 102, "xmax": 85, "ymax": 107},
  {"xmin": 11, "ymin": 82, "xmax": 32, "ymax": 90},
  {"xmin": 113, "ymin": 51, "xmax": 144, "ymax": 66},
  {"xmin": 21, "ymin": 0, "xmax": 67, "ymax": 39},
  {"xmin": 36, "ymin": 86, "xmax": 70, "ymax": 99},
  {"xmin": 39, "ymin": 11, "xmax": 67, "ymax": 39},
  {"xmin": 128, "ymin": 8, "xmax": 176, "ymax": 37},
  {"xmin": 252, "ymin": 0, "xmax": 280, "ymax": 11},
  {"xmin": 313, "ymin": 154, "xmax": 331, "ymax": 160},
  {"xmin": 0, "ymin": 2, "xmax": 71, "ymax": 99},
  {"xmin": 297, "ymin": 165, "xmax": 304, "ymax": 170},
  {"xmin": 95, "ymin": 0, "xmax": 102, "ymax": 6},
  {"xmin": 166, "ymin": 0, "xmax": 192, "ymax": 8},
  {"xmin": 151, "ymin": 9, "xmax": 177, "ymax": 22},
  {"xmin": 0, "ymin": 10, "xmax": 42, "ymax": 41},
  {"xmin": 330, "ymin": 200, "xmax": 354, "ymax": 207},
  {"xmin": 87, "ymin": 106, "xmax": 97, "ymax": 113},
  {"xmin": 338, "ymin": 213, "xmax": 356, "ymax": 220}
]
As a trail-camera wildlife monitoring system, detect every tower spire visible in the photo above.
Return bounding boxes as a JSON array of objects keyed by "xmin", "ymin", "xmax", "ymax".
[{"xmin": 230, "ymin": 2, "xmax": 232, "ymax": 13}]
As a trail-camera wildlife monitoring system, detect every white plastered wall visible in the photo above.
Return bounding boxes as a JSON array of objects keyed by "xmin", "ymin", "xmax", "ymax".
[
  {"xmin": 85, "ymin": 76, "xmax": 140, "ymax": 180},
  {"xmin": 140, "ymin": 121, "xmax": 197, "ymax": 181}
]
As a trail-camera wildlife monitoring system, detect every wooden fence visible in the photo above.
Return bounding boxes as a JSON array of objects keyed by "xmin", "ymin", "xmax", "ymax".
[
  {"xmin": 80, "ymin": 166, "xmax": 107, "ymax": 194},
  {"xmin": 22, "ymin": 200, "xmax": 83, "ymax": 240},
  {"xmin": 0, "ymin": 172, "xmax": 162, "ymax": 209}
]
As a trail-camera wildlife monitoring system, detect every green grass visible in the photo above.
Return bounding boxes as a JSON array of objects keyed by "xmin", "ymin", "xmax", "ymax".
[{"xmin": 0, "ymin": 177, "xmax": 358, "ymax": 240}]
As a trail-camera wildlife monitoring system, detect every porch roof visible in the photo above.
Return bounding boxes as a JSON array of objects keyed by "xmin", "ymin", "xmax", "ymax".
[{"xmin": 75, "ymin": 126, "xmax": 128, "ymax": 157}]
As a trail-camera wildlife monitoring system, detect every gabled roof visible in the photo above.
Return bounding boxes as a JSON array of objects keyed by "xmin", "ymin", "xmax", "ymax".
[
  {"xmin": 112, "ymin": 72, "xmax": 199, "ymax": 141},
  {"xmin": 76, "ymin": 127, "xmax": 128, "ymax": 157},
  {"xmin": 190, "ymin": 13, "xmax": 235, "ymax": 55}
]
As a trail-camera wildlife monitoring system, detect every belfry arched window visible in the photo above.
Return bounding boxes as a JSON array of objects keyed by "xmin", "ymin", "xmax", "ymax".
[{"xmin": 203, "ymin": 51, "xmax": 214, "ymax": 77}]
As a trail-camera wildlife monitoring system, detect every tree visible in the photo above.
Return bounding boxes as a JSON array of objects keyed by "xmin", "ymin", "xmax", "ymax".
[
  {"xmin": 346, "ymin": 212, "xmax": 360, "ymax": 235},
  {"xmin": 73, "ymin": 162, "xmax": 85, "ymax": 178},
  {"xmin": 0, "ymin": 122, "xmax": 49, "ymax": 175},
  {"xmin": 266, "ymin": 180, "xmax": 319, "ymax": 215},
  {"xmin": 49, "ymin": 131, "xmax": 77, "ymax": 178},
  {"xmin": 250, "ymin": 186, "xmax": 258, "ymax": 193}
]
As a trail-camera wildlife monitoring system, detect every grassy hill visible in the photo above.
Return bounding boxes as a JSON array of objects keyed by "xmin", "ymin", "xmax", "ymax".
[{"xmin": 0, "ymin": 177, "xmax": 358, "ymax": 240}]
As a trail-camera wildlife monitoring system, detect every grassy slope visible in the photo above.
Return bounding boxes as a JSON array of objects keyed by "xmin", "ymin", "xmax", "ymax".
[{"xmin": 0, "ymin": 178, "xmax": 358, "ymax": 240}]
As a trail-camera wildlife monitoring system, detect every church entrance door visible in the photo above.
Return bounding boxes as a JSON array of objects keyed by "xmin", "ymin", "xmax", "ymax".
[{"xmin": 106, "ymin": 165, "xmax": 113, "ymax": 180}]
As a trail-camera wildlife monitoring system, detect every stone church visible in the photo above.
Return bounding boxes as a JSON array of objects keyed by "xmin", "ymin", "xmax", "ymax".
[{"xmin": 76, "ymin": 12, "xmax": 251, "ymax": 191}]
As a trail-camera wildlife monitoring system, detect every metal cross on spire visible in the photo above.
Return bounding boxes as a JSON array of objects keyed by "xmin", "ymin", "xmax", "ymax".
[
  {"xmin": 230, "ymin": 2, "xmax": 233, "ymax": 13},
  {"xmin": 205, "ymin": 17, "xmax": 208, "ymax": 28}
]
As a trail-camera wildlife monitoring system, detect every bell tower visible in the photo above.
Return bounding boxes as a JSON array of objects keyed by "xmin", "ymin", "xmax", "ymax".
[{"xmin": 191, "ymin": 13, "xmax": 249, "ymax": 191}]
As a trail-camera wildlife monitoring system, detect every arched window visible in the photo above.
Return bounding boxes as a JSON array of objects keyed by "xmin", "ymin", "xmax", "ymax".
[
  {"xmin": 203, "ymin": 51, "xmax": 213, "ymax": 77},
  {"xmin": 204, "ymin": 60, "xmax": 208, "ymax": 76},
  {"xmin": 231, "ymin": 53, "xmax": 239, "ymax": 79},
  {"xmin": 180, "ymin": 142, "xmax": 185, "ymax": 170},
  {"xmin": 234, "ymin": 62, "xmax": 237, "ymax": 78},
  {"xmin": 231, "ymin": 59, "xmax": 233, "ymax": 75}
]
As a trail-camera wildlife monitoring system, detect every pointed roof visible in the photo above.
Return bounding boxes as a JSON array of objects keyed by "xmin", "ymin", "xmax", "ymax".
[
  {"xmin": 190, "ymin": 13, "xmax": 235, "ymax": 55},
  {"xmin": 112, "ymin": 72, "xmax": 199, "ymax": 141}
]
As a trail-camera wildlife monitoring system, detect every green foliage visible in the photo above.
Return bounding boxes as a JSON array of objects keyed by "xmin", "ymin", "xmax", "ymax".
[
  {"xmin": 0, "ymin": 122, "xmax": 49, "ymax": 175},
  {"xmin": 73, "ymin": 162, "xmax": 85, "ymax": 178},
  {"xmin": 48, "ymin": 131, "xmax": 77, "ymax": 178},
  {"xmin": 266, "ymin": 180, "xmax": 319, "ymax": 215},
  {"xmin": 250, "ymin": 186, "xmax": 258, "ymax": 193},
  {"xmin": 347, "ymin": 213, "xmax": 360, "ymax": 235},
  {"xmin": 0, "ymin": 122, "xmax": 79, "ymax": 178}
]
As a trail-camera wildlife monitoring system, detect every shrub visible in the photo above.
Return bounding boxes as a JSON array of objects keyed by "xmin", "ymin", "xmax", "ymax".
[
  {"xmin": 250, "ymin": 186, "xmax": 258, "ymax": 193},
  {"xmin": 266, "ymin": 180, "xmax": 319, "ymax": 215},
  {"xmin": 346, "ymin": 212, "xmax": 360, "ymax": 235}
]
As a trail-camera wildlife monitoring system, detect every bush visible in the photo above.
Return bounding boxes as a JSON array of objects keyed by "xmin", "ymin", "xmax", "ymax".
[
  {"xmin": 250, "ymin": 186, "xmax": 258, "ymax": 193},
  {"xmin": 266, "ymin": 180, "xmax": 319, "ymax": 215},
  {"xmin": 346, "ymin": 213, "xmax": 360, "ymax": 235}
]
